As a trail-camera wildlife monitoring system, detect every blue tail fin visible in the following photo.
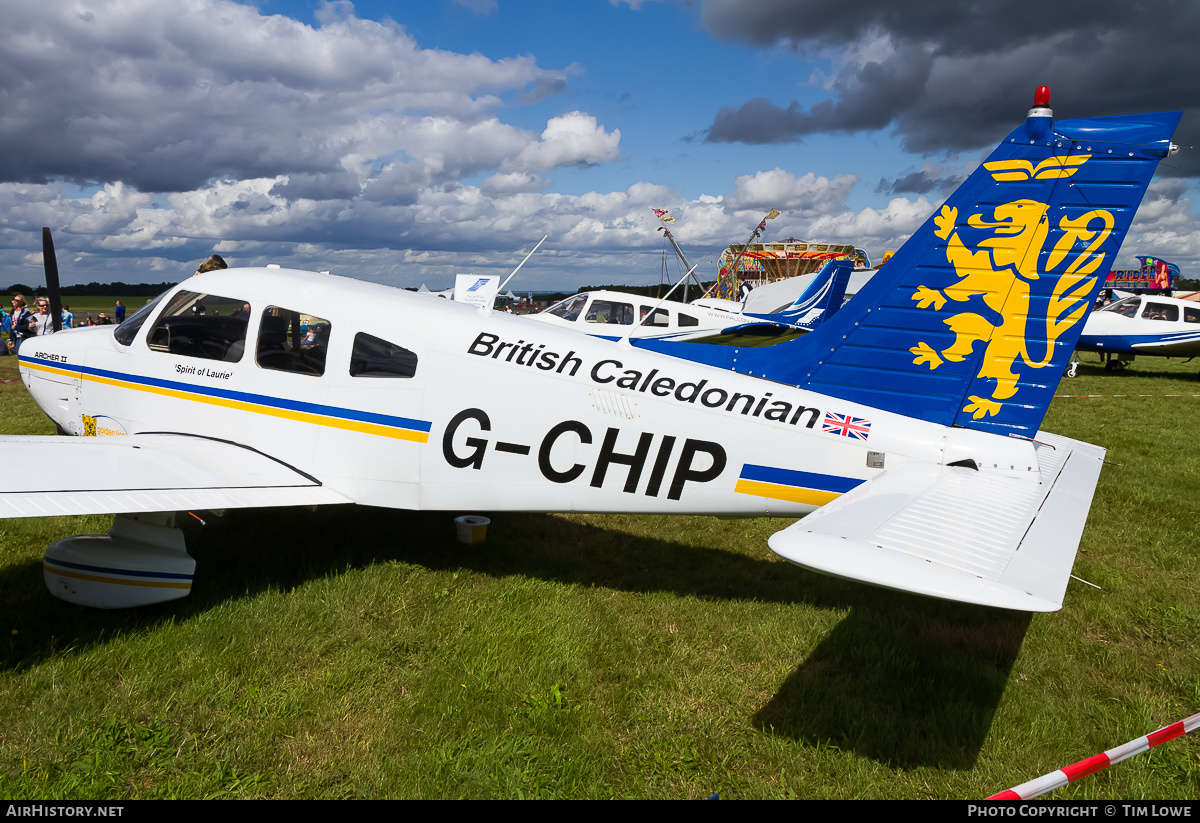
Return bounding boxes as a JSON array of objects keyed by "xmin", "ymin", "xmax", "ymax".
[
  {"xmin": 745, "ymin": 258, "xmax": 852, "ymax": 331},
  {"xmin": 640, "ymin": 94, "xmax": 1181, "ymax": 437}
]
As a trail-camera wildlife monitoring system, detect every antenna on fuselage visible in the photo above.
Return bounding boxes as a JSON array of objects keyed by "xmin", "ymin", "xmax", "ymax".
[{"xmin": 486, "ymin": 235, "xmax": 548, "ymax": 312}]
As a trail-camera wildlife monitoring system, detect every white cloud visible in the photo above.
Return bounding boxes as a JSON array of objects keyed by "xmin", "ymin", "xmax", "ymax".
[
  {"xmin": 725, "ymin": 168, "xmax": 858, "ymax": 215},
  {"xmin": 507, "ymin": 113, "xmax": 622, "ymax": 173},
  {"xmin": 0, "ymin": 1, "xmax": 573, "ymax": 192}
]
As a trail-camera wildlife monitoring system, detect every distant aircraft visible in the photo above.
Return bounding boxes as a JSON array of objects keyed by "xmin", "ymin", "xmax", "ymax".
[
  {"xmin": 530, "ymin": 258, "xmax": 852, "ymax": 340},
  {"xmin": 3, "ymin": 88, "xmax": 1181, "ymax": 615},
  {"xmin": 1074, "ymin": 294, "xmax": 1200, "ymax": 374}
]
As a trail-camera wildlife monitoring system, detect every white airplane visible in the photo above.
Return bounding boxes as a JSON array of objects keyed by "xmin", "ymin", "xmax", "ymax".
[
  {"xmin": 531, "ymin": 258, "xmax": 852, "ymax": 340},
  {"xmin": 3, "ymin": 88, "xmax": 1181, "ymax": 615},
  {"xmin": 1074, "ymin": 293, "xmax": 1200, "ymax": 372}
]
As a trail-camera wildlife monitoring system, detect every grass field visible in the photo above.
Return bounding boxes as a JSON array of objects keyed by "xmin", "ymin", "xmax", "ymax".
[{"xmin": 0, "ymin": 349, "xmax": 1196, "ymax": 799}]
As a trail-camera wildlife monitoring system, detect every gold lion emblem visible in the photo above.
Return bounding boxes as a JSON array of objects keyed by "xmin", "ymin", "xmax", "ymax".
[{"xmin": 909, "ymin": 198, "xmax": 1114, "ymax": 419}]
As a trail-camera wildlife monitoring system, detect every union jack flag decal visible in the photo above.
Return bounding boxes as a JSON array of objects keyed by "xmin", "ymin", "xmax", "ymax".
[{"xmin": 822, "ymin": 412, "xmax": 871, "ymax": 441}]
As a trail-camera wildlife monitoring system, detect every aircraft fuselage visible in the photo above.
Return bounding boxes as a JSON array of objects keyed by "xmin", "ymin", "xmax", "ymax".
[{"xmin": 18, "ymin": 268, "xmax": 1033, "ymax": 518}]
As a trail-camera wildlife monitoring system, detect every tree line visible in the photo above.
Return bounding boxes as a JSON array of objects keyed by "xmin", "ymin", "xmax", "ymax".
[{"xmin": 5, "ymin": 281, "xmax": 176, "ymax": 297}]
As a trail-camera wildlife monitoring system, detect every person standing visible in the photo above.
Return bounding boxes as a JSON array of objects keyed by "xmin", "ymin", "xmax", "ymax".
[
  {"xmin": 114, "ymin": 300, "xmax": 126, "ymax": 323},
  {"xmin": 33, "ymin": 299, "xmax": 56, "ymax": 336},
  {"xmin": 9, "ymin": 295, "xmax": 35, "ymax": 353},
  {"xmin": 61, "ymin": 304, "xmax": 73, "ymax": 329}
]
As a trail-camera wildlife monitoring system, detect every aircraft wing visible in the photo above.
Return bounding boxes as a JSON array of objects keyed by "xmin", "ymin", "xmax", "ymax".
[
  {"xmin": 0, "ymin": 433, "xmax": 351, "ymax": 518},
  {"xmin": 768, "ymin": 432, "xmax": 1105, "ymax": 612}
]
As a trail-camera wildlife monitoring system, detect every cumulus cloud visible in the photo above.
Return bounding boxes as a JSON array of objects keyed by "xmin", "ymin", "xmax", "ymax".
[
  {"xmin": 0, "ymin": 0, "xmax": 573, "ymax": 192},
  {"xmin": 725, "ymin": 168, "xmax": 858, "ymax": 215},
  {"xmin": 507, "ymin": 113, "xmax": 622, "ymax": 173},
  {"xmin": 3, "ymin": 1, "xmax": 1195, "ymax": 290}
]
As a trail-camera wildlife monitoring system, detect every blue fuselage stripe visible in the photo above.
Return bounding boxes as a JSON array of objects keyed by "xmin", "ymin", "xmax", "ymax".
[
  {"xmin": 738, "ymin": 464, "xmax": 863, "ymax": 494},
  {"xmin": 20, "ymin": 356, "xmax": 432, "ymax": 433}
]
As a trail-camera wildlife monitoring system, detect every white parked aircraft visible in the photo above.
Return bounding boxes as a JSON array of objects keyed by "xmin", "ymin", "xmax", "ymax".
[
  {"xmin": 3, "ymin": 89, "xmax": 1181, "ymax": 614},
  {"xmin": 1075, "ymin": 294, "xmax": 1200, "ymax": 372},
  {"xmin": 531, "ymin": 258, "xmax": 852, "ymax": 340}
]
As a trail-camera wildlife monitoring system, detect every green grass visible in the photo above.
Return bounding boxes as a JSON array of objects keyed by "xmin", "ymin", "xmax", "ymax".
[{"xmin": 0, "ymin": 351, "xmax": 1197, "ymax": 798}]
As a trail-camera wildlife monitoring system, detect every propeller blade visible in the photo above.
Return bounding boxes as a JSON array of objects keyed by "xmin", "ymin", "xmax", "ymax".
[{"xmin": 41, "ymin": 227, "xmax": 62, "ymax": 333}]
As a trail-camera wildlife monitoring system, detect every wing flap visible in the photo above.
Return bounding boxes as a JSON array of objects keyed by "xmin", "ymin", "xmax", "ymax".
[
  {"xmin": 0, "ymin": 433, "xmax": 351, "ymax": 518},
  {"xmin": 767, "ymin": 432, "xmax": 1105, "ymax": 611}
]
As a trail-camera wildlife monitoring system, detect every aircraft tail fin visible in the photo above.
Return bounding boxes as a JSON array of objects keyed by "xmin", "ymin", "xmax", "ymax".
[
  {"xmin": 746, "ymin": 258, "xmax": 852, "ymax": 330},
  {"xmin": 640, "ymin": 90, "xmax": 1181, "ymax": 436}
]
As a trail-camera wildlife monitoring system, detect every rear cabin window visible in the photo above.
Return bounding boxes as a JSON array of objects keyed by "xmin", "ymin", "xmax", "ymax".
[
  {"xmin": 640, "ymin": 307, "xmax": 670, "ymax": 327},
  {"xmin": 350, "ymin": 333, "xmax": 418, "ymax": 378},
  {"xmin": 1185, "ymin": 307, "xmax": 1200, "ymax": 324},
  {"xmin": 256, "ymin": 306, "xmax": 331, "ymax": 376},
  {"xmin": 146, "ymin": 291, "xmax": 250, "ymax": 362},
  {"xmin": 678, "ymin": 313, "xmax": 699, "ymax": 327}
]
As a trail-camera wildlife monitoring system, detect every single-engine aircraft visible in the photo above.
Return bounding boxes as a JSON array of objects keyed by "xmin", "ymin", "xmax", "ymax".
[
  {"xmin": 4, "ymin": 88, "xmax": 1181, "ymax": 614},
  {"xmin": 1074, "ymin": 293, "xmax": 1200, "ymax": 374},
  {"xmin": 531, "ymin": 258, "xmax": 852, "ymax": 340}
]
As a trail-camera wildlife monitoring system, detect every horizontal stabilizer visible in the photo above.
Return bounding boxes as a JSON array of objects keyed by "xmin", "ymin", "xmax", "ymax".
[
  {"xmin": 0, "ymin": 433, "xmax": 350, "ymax": 518},
  {"xmin": 768, "ymin": 432, "xmax": 1104, "ymax": 611}
]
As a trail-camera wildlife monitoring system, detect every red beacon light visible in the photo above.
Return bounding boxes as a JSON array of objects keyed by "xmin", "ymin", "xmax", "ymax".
[{"xmin": 1027, "ymin": 85, "xmax": 1053, "ymax": 129}]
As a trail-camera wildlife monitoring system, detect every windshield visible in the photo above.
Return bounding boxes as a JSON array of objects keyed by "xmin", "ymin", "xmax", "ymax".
[
  {"xmin": 114, "ymin": 290, "xmax": 171, "ymax": 346},
  {"xmin": 545, "ymin": 294, "xmax": 588, "ymax": 322},
  {"xmin": 1099, "ymin": 296, "xmax": 1141, "ymax": 318}
]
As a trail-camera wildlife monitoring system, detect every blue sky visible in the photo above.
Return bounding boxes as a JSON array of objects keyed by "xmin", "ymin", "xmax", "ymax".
[{"xmin": 1, "ymin": 0, "xmax": 1196, "ymax": 290}]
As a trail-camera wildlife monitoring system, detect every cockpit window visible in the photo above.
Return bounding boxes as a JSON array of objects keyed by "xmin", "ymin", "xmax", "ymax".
[
  {"xmin": 114, "ymin": 291, "xmax": 170, "ymax": 346},
  {"xmin": 350, "ymin": 333, "xmax": 418, "ymax": 378},
  {"xmin": 545, "ymin": 294, "xmax": 588, "ymax": 322},
  {"xmin": 146, "ymin": 290, "xmax": 250, "ymax": 362},
  {"xmin": 256, "ymin": 306, "xmax": 330, "ymax": 376},
  {"xmin": 1101, "ymin": 297, "xmax": 1141, "ymax": 318}
]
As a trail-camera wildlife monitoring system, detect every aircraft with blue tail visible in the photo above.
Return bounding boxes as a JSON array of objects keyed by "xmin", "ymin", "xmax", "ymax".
[
  {"xmin": 3, "ymin": 87, "xmax": 1180, "ymax": 614},
  {"xmin": 531, "ymin": 256, "xmax": 852, "ymax": 340}
]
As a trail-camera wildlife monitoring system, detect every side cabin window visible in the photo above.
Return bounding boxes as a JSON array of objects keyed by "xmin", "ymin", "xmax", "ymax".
[
  {"xmin": 146, "ymin": 290, "xmax": 250, "ymax": 362},
  {"xmin": 1143, "ymin": 302, "xmax": 1179, "ymax": 322},
  {"xmin": 678, "ymin": 313, "xmax": 699, "ymax": 327},
  {"xmin": 256, "ymin": 307, "xmax": 331, "ymax": 376},
  {"xmin": 545, "ymin": 294, "xmax": 588, "ymax": 322},
  {"xmin": 350, "ymin": 333, "xmax": 418, "ymax": 378},
  {"xmin": 585, "ymin": 299, "xmax": 634, "ymax": 325},
  {"xmin": 1185, "ymin": 307, "xmax": 1200, "ymax": 324}
]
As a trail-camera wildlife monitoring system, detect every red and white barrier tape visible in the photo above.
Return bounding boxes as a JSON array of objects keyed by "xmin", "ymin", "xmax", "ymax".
[
  {"xmin": 988, "ymin": 711, "xmax": 1200, "ymax": 800},
  {"xmin": 1055, "ymin": 394, "xmax": 1200, "ymax": 398}
]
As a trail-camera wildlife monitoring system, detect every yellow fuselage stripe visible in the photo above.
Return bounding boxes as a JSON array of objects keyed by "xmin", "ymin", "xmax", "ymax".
[
  {"xmin": 734, "ymin": 479, "xmax": 841, "ymax": 507},
  {"xmin": 24, "ymin": 361, "xmax": 430, "ymax": 443},
  {"xmin": 44, "ymin": 563, "xmax": 193, "ymax": 590}
]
